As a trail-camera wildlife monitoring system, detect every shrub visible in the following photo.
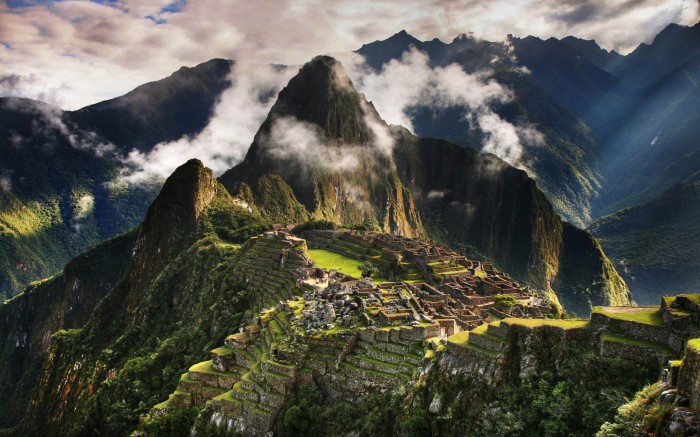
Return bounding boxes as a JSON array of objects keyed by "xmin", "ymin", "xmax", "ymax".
[
  {"xmin": 494, "ymin": 294, "xmax": 516, "ymax": 312},
  {"xmin": 358, "ymin": 261, "xmax": 380, "ymax": 278}
]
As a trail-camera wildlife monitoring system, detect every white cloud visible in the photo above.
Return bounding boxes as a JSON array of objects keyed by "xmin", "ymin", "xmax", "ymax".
[
  {"xmin": 0, "ymin": 1, "xmax": 696, "ymax": 110},
  {"xmin": 118, "ymin": 63, "xmax": 296, "ymax": 184},
  {"xmin": 74, "ymin": 193, "xmax": 95, "ymax": 221},
  {"xmin": 341, "ymin": 48, "xmax": 544, "ymax": 165},
  {"xmin": 264, "ymin": 116, "xmax": 361, "ymax": 172},
  {"xmin": 1, "ymin": 98, "xmax": 116, "ymax": 157},
  {"xmin": 0, "ymin": 175, "xmax": 11, "ymax": 193}
]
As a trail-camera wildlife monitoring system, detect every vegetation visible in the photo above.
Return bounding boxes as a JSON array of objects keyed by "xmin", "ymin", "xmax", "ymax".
[
  {"xmin": 592, "ymin": 307, "xmax": 664, "ymax": 326},
  {"xmin": 590, "ymin": 181, "xmax": 700, "ymax": 304},
  {"xmin": 308, "ymin": 248, "xmax": 365, "ymax": 275},
  {"xmin": 142, "ymin": 406, "xmax": 199, "ymax": 436},
  {"xmin": 597, "ymin": 383, "xmax": 670, "ymax": 436},
  {"xmin": 250, "ymin": 174, "xmax": 310, "ymax": 224},
  {"xmin": 398, "ymin": 343, "xmax": 654, "ymax": 436},
  {"xmin": 380, "ymin": 259, "xmax": 408, "ymax": 281},
  {"xmin": 358, "ymin": 261, "xmax": 379, "ymax": 278},
  {"xmin": 502, "ymin": 318, "xmax": 590, "ymax": 329},
  {"xmin": 493, "ymin": 294, "xmax": 516, "ymax": 312},
  {"xmin": 275, "ymin": 382, "xmax": 402, "ymax": 437}
]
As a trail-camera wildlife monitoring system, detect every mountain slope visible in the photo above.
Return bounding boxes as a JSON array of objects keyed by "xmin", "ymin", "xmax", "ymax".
[
  {"xmin": 590, "ymin": 180, "xmax": 700, "ymax": 304},
  {"xmin": 69, "ymin": 59, "xmax": 234, "ymax": 152},
  {"xmin": 0, "ymin": 229, "xmax": 138, "ymax": 429},
  {"xmin": 0, "ymin": 98, "xmax": 157, "ymax": 299},
  {"xmin": 356, "ymin": 31, "xmax": 605, "ymax": 226},
  {"xmin": 221, "ymin": 56, "xmax": 425, "ymax": 237},
  {"xmin": 4, "ymin": 159, "xmax": 262, "ymax": 435}
]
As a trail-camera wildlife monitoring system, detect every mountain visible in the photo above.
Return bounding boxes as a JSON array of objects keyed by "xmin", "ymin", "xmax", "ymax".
[
  {"xmin": 356, "ymin": 23, "xmax": 700, "ymax": 305},
  {"xmin": 1, "ymin": 159, "xmax": 266, "ymax": 435},
  {"xmin": 222, "ymin": 55, "xmax": 628, "ymax": 315},
  {"xmin": 0, "ymin": 59, "xmax": 237, "ymax": 299},
  {"xmin": 357, "ymin": 31, "xmax": 606, "ymax": 227},
  {"xmin": 590, "ymin": 179, "xmax": 700, "ymax": 304},
  {"xmin": 0, "ymin": 159, "xmax": 683, "ymax": 436},
  {"xmin": 220, "ymin": 56, "xmax": 426, "ymax": 237},
  {"xmin": 69, "ymin": 58, "xmax": 234, "ymax": 152},
  {"xmin": 0, "ymin": 98, "xmax": 157, "ymax": 299}
]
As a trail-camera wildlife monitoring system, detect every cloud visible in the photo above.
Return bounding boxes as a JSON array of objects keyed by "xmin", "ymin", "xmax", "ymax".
[
  {"xmin": 427, "ymin": 189, "xmax": 449, "ymax": 199},
  {"xmin": 1, "ymin": 97, "xmax": 116, "ymax": 157},
  {"xmin": 264, "ymin": 115, "xmax": 361, "ymax": 172},
  {"xmin": 0, "ymin": 73, "xmax": 68, "ymax": 106},
  {"xmin": 118, "ymin": 63, "xmax": 295, "ymax": 184},
  {"xmin": 73, "ymin": 193, "xmax": 95, "ymax": 225},
  {"xmin": 341, "ymin": 48, "xmax": 544, "ymax": 165},
  {"xmin": 1, "ymin": 0, "xmax": 696, "ymax": 110},
  {"xmin": 0, "ymin": 174, "xmax": 12, "ymax": 193}
]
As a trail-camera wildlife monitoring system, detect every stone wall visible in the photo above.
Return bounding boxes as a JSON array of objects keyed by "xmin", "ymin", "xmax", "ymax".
[
  {"xmin": 600, "ymin": 339, "xmax": 667, "ymax": 368},
  {"xmin": 591, "ymin": 313, "xmax": 686, "ymax": 353},
  {"xmin": 678, "ymin": 340, "xmax": 700, "ymax": 408}
]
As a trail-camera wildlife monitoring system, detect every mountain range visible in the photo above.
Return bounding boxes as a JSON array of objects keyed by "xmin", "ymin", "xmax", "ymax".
[
  {"xmin": 3, "ymin": 23, "xmax": 697, "ymax": 304},
  {"xmin": 0, "ymin": 21, "xmax": 699, "ymax": 436}
]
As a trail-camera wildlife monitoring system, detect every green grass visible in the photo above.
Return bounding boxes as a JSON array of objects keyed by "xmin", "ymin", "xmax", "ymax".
[
  {"xmin": 471, "ymin": 323, "xmax": 507, "ymax": 342},
  {"xmin": 153, "ymin": 397, "xmax": 172, "ymax": 409},
  {"xmin": 602, "ymin": 334, "xmax": 675, "ymax": 355},
  {"xmin": 308, "ymin": 248, "xmax": 364, "ymax": 275},
  {"xmin": 592, "ymin": 307, "xmax": 664, "ymax": 326},
  {"xmin": 189, "ymin": 360, "xmax": 239, "ymax": 377},
  {"xmin": 463, "ymin": 341, "xmax": 502, "ymax": 357},
  {"xmin": 687, "ymin": 338, "xmax": 700, "ymax": 353},
  {"xmin": 213, "ymin": 390, "xmax": 243, "ymax": 405},
  {"xmin": 447, "ymin": 331, "xmax": 470, "ymax": 346},
  {"xmin": 211, "ymin": 346, "xmax": 236, "ymax": 356},
  {"xmin": 502, "ymin": 318, "xmax": 590, "ymax": 329},
  {"xmin": 678, "ymin": 294, "xmax": 700, "ymax": 305},
  {"xmin": 307, "ymin": 248, "xmax": 390, "ymax": 282}
]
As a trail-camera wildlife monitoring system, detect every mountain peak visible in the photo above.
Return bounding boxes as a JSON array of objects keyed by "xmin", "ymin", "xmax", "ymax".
[
  {"xmin": 264, "ymin": 55, "xmax": 381, "ymax": 143},
  {"xmin": 129, "ymin": 159, "xmax": 216, "ymax": 287}
]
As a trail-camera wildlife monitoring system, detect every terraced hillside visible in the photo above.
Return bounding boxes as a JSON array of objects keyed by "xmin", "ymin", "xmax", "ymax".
[{"xmin": 146, "ymin": 228, "xmax": 699, "ymax": 436}]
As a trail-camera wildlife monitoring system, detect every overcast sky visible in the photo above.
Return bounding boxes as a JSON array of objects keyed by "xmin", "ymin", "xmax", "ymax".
[{"xmin": 1, "ymin": 0, "xmax": 698, "ymax": 110}]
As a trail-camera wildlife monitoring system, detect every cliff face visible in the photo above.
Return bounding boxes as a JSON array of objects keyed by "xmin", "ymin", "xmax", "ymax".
[
  {"xmin": 127, "ymin": 158, "xmax": 217, "ymax": 291},
  {"xmin": 0, "ymin": 230, "xmax": 137, "ymax": 429}
]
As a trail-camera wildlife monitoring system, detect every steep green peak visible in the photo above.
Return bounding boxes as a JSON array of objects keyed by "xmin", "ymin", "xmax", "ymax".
[
  {"xmin": 129, "ymin": 159, "xmax": 217, "ymax": 287},
  {"xmin": 266, "ymin": 55, "xmax": 383, "ymax": 144}
]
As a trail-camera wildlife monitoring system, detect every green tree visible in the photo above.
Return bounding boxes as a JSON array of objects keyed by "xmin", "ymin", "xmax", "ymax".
[
  {"xmin": 494, "ymin": 294, "xmax": 516, "ymax": 312},
  {"xmin": 358, "ymin": 261, "xmax": 379, "ymax": 278}
]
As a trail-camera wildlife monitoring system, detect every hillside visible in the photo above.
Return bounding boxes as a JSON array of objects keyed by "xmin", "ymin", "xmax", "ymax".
[
  {"xmin": 591, "ymin": 180, "xmax": 700, "ymax": 304},
  {"xmin": 68, "ymin": 59, "xmax": 234, "ymax": 152},
  {"xmin": 356, "ymin": 31, "xmax": 605, "ymax": 227},
  {"xmin": 0, "ymin": 98, "xmax": 157, "ymax": 299},
  {"xmin": 0, "ymin": 153, "xmax": 696, "ymax": 435}
]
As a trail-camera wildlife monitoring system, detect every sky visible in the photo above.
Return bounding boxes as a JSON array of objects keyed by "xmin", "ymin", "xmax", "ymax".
[{"xmin": 1, "ymin": 0, "xmax": 698, "ymax": 110}]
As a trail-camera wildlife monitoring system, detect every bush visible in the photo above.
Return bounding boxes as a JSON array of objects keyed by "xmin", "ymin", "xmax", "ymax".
[
  {"xmin": 494, "ymin": 294, "xmax": 516, "ymax": 312},
  {"xmin": 380, "ymin": 260, "xmax": 407, "ymax": 281},
  {"xmin": 358, "ymin": 261, "xmax": 379, "ymax": 278}
]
